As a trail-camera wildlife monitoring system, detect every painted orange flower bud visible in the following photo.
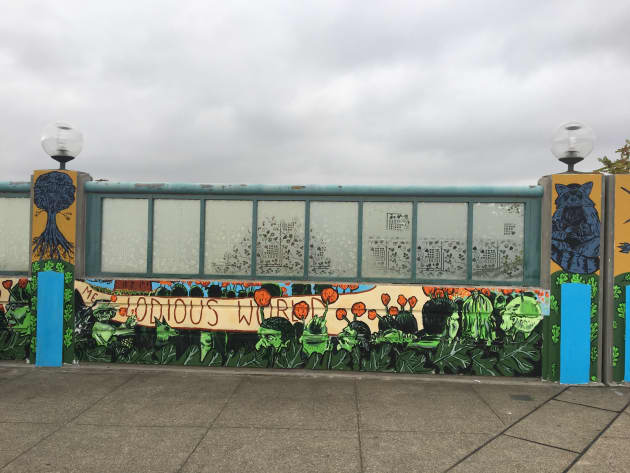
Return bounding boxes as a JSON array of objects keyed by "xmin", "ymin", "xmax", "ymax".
[
  {"xmin": 254, "ymin": 288, "xmax": 272, "ymax": 307},
  {"xmin": 368, "ymin": 309, "xmax": 378, "ymax": 320},
  {"xmin": 351, "ymin": 302, "xmax": 366, "ymax": 318},
  {"xmin": 397, "ymin": 295, "xmax": 407, "ymax": 308},
  {"xmin": 292, "ymin": 301, "xmax": 309, "ymax": 320},
  {"xmin": 381, "ymin": 293, "xmax": 391, "ymax": 306},
  {"xmin": 388, "ymin": 306, "xmax": 399, "ymax": 316},
  {"xmin": 321, "ymin": 287, "xmax": 339, "ymax": 304}
]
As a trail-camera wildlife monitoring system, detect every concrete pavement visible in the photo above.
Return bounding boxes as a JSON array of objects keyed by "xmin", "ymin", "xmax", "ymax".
[{"xmin": 0, "ymin": 362, "xmax": 628, "ymax": 472}]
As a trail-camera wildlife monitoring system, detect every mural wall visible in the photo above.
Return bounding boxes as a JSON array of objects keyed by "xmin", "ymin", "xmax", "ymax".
[
  {"xmin": 72, "ymin": 279, "xmax": 548, "ymax": 376},
  {"xmin": 612, "ymin": 175, "xmax": 630, "ymax": 382},
  {"xmin": 542, "ymin": 174, "xmax": 603, "ymax": 382}
]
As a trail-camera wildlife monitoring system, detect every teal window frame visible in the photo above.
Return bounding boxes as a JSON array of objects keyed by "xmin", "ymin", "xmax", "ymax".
[{"xmin": 84, "ymin": 183, "xmax": 542, "ymax": 286}]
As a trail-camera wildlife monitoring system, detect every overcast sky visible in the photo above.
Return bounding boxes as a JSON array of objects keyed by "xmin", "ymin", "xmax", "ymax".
[{"xmin": 1, "ymin": 1, "xmax": 629, "ymax": 186}]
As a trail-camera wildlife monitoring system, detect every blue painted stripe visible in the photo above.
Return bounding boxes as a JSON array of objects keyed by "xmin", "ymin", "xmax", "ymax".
[
  {"xmin": 560, "ymin": 283, "xmax": 591, "ymax": 384},
  {"xmin": 35, "ymin": 271, "xmax": 64, "ymax": 367},
  {"xmin": 625, "ymin": 286, "xmax": 630, "ymax": 382}
]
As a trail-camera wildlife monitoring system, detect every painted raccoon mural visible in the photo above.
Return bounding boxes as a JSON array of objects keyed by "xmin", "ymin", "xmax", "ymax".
[
  {"xmin": 71, "ymin": 280, "xmax": 548, "ymax": 377},
  {"xmin": 551, "ymin": 182, "xmax": 600, "ymax": 274}
]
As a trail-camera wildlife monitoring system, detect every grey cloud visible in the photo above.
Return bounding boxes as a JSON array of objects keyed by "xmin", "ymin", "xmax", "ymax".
[{"xmin": 1, "ymin": 0, "xmax": 629, "ymax": 186}]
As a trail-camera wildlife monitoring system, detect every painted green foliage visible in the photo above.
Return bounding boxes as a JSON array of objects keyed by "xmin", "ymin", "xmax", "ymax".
[
  {"xmin": 0, "ymin": 277, "xmax": 34, "ymax": 361},
  {"xmin": 73, "ymin": 282, "xmax": 544, "ymax": 377},
  {"xmin": 544, "ymin": 271, "xmax": 599, "ymax": 382},
  {"xmin": 0, "ymin": 260, "xmax": 75, "ymax": 363},
  {"xmin": 611, "ymin": 272, "xmax": 630, "ymax": 381}
]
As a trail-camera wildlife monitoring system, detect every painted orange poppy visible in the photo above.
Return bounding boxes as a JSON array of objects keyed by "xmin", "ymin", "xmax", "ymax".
[
  {"xmin": 321, "ymin": 287, "xmax": 339, "ymax": 305},
  {"xmin": 351, "ymin": 302, "xmax": 366, "ymax": 318},
  {"xmin": 397, "ymin": 294, "xmax": 407, "ymax": 307},
  {"xmin": 2, "ymin": 280, "xmax": 12, "ymax": 290},
  {"xmin": 336, "ymin": 308, "xmax": 347, "ymax": 320},
  {"xmin": 118, "ymin": 307, "xmax": 127, "ymax": 316},
  {"xmin": 381, "ymin": 293, "xmax": 391, "ymax": 306},
  {"xmin": 254, "ymin": 288, "xmax": 272, "ymax": 307},
  {"xmin": 292, "ymin": 301, "xmax": 309, "ymax": 320},
  {"xmin": 408, "ymin": 296, "xmax": 418, "ymax": 308},
  {"xmin": 110, "ymin": 295, "xmax": 117, "ymax": 302},
  {"xmin": 17, "ymin": 278, "xmax": 28, "ymax": 288},
  {"xmin": 368, "ymin": 309, "xmax": 378, "ymax": 320},
  {"xmin": 388, "ymin": 306, "xmax": 399, "ymax": 316}
]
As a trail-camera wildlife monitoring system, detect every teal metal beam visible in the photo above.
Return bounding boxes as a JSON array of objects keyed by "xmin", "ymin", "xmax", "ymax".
[
  {"xmin": 84, "ymin": 181, "xmax": 543, "ymax": 198},
  {"xmin": 0, "ymin": 182, "xmax": 30, "ymax": 193}
]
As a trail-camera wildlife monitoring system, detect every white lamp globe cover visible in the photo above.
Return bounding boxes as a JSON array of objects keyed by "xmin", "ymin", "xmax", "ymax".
[
  {"xmin": 551, "ymin": 121, "xmax": 595, "ymax": 159},
  {"xmin": 41, "ymin": 122, "xmax": 83, "ymax": 158}
]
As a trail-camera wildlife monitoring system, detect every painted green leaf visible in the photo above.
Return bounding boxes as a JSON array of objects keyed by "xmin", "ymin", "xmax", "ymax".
[
  {"xmin": 470, "ymin": 349, "xmax": 499, "ymax": 376},
  {"xmin": 614, "ymin": 285, "xmax": 622, "ymax": 300},
  {"xmin": 395, "ymin": 350, "xmax": 432, "ymax": 374},
  {"xmin": 305, "ymin": 352, "xmax": 323, "ymax": 370},
  {"xmin": 324, "ymin": 350, "xmax": 352, "ymax": 371},
  {"xmin": 177, "ymin": 345, "xmax": 202, "ymax": 366},
  {"xmin": 362, "ymin": 344, "xmax": 393, "ymax": 372},
  {"xmin": 274, "ymin": 342, "xmax": 304, "ymax": 369},
  {"xmin": 0, "ymin": 331, "xmax": 28, "ymax": 359},
  {"xmin": 155, "ymin": 344, "xmax": 177, "ymax": 365},
  {"xmin": 85, "ymin": 346, "xmax": 111, "ymax": 362},
  {"xmin": 496, "ymin": 332, "xmax": 541, "ymax": 376},
  {"xmin": 201, "ymin": 350, "xmax": 223, "ymax": 367},
  {"xmin": 617, "ymin": 303, "xmax": 626, "ymax": 319},
  {"xmin": 118, "ymin": 349, "xmax": 153, "ymax": 364},
  {"xmin": 225, "ymin": 348, "xmax": 268, "ymax": 368},
  {"xmin": 551, "ymin": 325, "xmax": 560, "ymax": 344},
  {"xmin": 430, "ymin": 339, "xmax": 474, "ymax": 374}
]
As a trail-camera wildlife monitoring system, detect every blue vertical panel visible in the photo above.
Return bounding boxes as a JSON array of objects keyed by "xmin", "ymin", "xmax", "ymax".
[
  {"xmin": 625, "ymin": 286, "xmax": 630, "ymax": 382},
  {"xmin": 560, "ymin": 283, "xmax": 591, "ymax": 384},
  {"xmin": 35, "ymin": 271, "xmax": 64, "ymax": 367}
]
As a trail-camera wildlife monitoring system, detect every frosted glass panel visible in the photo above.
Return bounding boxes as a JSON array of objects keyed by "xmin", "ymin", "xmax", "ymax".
[
  {"xmin": 417, "ymin": 203, "xmax": 467, "ymax": 280},
  {"xmin": 153, "ymin": 199, "xmax": 200, "ymax": 274},
  {"xmin": 362, "ymin": 202, "xmax": 412, "ymax": 278},
  {"xmin": 309, "ymin": 202, "xmax": 358, "ymax": 277},
  {"xmin": 0, "ymin": 198, "xmax": 30, "ymax": 271},
  {"xmin": 102, "ymin": 199, "xmax": 148, "ymax": 273},
  {"xmin": 256, "ymin": 201, "xmax": 305, "ymax": 276},
  {"xmin": 205, "ymin": 200, "xmax": 252, "ymax": 275},
  {"xmin": 472, "ymin": 203, "xmax": 524, "ymax": 281}
]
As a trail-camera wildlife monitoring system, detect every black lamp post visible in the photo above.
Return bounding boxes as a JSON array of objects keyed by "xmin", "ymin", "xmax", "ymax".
[
  {"xmin": 551, "ymin": 121, "xmax": 595, "ymax": 173},
  {"xmin": 41, "ymin": 122, "xmax": 83, "ymax": 170}
]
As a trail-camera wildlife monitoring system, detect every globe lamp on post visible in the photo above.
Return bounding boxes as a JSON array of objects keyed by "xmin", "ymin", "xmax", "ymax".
[
  {"xmin": 41, "ymin": 122, "xmax": 83, "ymax": 170},
  {"xmin": 551, "ymin": 121, "xmax": 595, "ymax": 173}
]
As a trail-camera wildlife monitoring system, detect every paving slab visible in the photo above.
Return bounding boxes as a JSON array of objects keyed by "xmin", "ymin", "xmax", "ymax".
[
  {"xmin": 215, "ymin": 376, "xmax": 357, "ymax": 431},
  {"xmin": 74, "ymin": 371, "xmax": 242, "ymax": 427},
  {"xmin": 357, "ymin": 379, "xmax": 504, "ymax": 434},
  {"xmin": 449, "ymin": 434, "xmax": 577, "ymax": 473},
  {"xmin": 360, "ymin": 430, "xmax": 491, "ymax": 473},
  {"xmin": 0, "ymin": 369, "xmax": 133, "ymax": 423},
  {"xmin": 180, "ymin": 426, "xmax": 360, "ymax": 473},
  {"xmin": 471, "ymin": 384, "xmax": 564, "ymax": 426},
  {"xmin": 0, "ymin": 424, "xmax": 206, "ymax": 473},
  {"xmin": 555, "ymin": 386, "xmax": 630, "ymax": 412},
  {"xmin": 0, "ymin": 423, "xmax": 59, "ymax": 467},
  {"xmin": 505, "ymin": 400, "xmax": 616, "ymax": 452},
  {"xmin": 0, "ymin": 365, "xmax": 29, "ymax": 384},
  {"xmin": 569, "ymin": 437, "xmax": 630, "ymax": 472},
  {"xmin": 601, "ymin": 411, "xmax": 630, "ymax": 439}
]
